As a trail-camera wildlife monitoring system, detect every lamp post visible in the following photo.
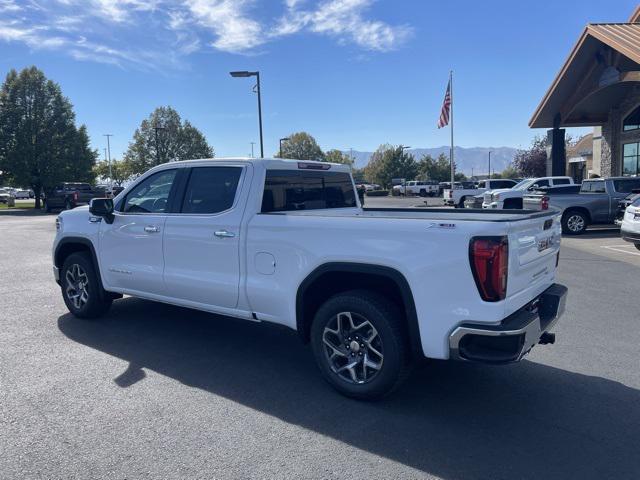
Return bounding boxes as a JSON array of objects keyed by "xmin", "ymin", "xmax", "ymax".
[
  {"xmin": 279, "ymin": 137, "xmax": 290, "ymax": 158},
  {"xmin": 103, "ymin": 134, "xmax": 113, "ymax": 191},
  {"xmin": 399, "ymin": 145, "xmax": 411, "ymax": 195},
  {"xmin": 153, "ymin": 125, "xmax": 165, "ymax": 165},
  {"xmin": 488, "ymin": 150, "xmax": 492, "ymax": 179},
  {"xmin": 230, "ymin": 71, "xmax": 263, "ymax": 158}
]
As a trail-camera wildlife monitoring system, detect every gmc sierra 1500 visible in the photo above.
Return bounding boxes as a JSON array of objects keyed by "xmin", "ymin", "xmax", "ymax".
[{"xmin": 53, "ymin": 158, "xmax": 567, "ymax": 399}]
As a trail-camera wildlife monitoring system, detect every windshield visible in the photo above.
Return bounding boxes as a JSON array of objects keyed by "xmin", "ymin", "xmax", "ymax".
[{"xmin": 512, "ymin": 179, "xmax": 534, "ymax": 190}]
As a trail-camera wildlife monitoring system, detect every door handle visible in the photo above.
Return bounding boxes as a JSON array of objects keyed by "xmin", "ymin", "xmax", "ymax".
[
  {"xmin": 214, "ymin": 230, "xmax": 235, "ymax": 238},
  {"xmin": 144, "ymin": 225, "xmax": 160, "ymax": 233}
]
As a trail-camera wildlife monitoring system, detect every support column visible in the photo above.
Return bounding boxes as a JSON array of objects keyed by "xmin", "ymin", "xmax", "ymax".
[{"xmin": 547, "ymin": 114, "xmax": 566, "ymax": 176}]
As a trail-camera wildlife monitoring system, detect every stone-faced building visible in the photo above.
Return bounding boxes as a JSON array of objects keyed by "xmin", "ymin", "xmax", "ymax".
[{"xmin": 530, "ymin": 6, "xmax": 640, "ymax": 178}]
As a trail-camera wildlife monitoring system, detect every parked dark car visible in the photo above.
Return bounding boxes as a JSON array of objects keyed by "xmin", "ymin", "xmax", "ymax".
[{"xmin": 44, "ymin": 183, "xmax": 106, "ymax": 212}]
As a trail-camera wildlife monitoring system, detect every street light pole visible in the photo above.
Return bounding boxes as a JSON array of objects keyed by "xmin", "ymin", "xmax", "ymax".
[
  {"xmin": 279, "ymin": 137, "xmax": 290, "ymax": 158},
  {"xmin": 488, "ymin": 150, "xmax": 492, "ymax": 180},
  {"xmin": 399, "ymin": 145, "xmax": 411, "ymax": 195},
  {"xmin": 230, "ymin": 71, "xmax": 264, "ymax": 158},
  {"xmin": 103, "ymin": 134, "xmax": 113, "ymax": 191}
]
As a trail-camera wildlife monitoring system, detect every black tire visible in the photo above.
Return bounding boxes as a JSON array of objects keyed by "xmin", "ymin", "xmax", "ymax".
[
  {"xmin": 310, "ymin": 290, "xmax": 412, "ymax": 400},
  {"xmin": 457, "ymin": 197, "xmax": 466, "ymax": 209},
  {"xmin": 562, "ymin": 210, "xmax": 588, "ymax": 235},
  {"xmin": 44, "ymin": 200, "xmax": 52, "ymax": 213},
  {"xmin": 61, "ymin": 252, "xmax": 112, "ymax": 319},
  {"xmin": 419, "ymin": 189, "xmax": 427, "ymax": 197}
]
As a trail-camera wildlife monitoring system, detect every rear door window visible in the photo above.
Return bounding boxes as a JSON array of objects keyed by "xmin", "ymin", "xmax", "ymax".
[
  {"xmin": 262, "ymin": 170, "xmax": 356, "ymax": 212},
  {"xmin": 180, "ymin": 167, "xmax": 242, "ymax": 214},
  {"xmin": 553, "ymin": 178, "xmax": 571, "ymax": 185},
  {"xmin": 613, "ymin": 178, "xmax": 640, "ymax": 193}
]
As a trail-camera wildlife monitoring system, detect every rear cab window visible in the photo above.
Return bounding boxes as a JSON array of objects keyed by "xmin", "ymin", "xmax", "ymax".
[
  {"xmin": 552, "ymin": 178, "xmax": 571, "ymax": 185},
  {"xmin": 180, "ymin": 167, "xmax": 242, "ymax": 214},
  {"xmin": 262, "ymin": 169, "xmax": 357, "ymax": 212},
  {"xmin": 613, "ymin": 178, "xmax": 640, "ymax": 193}
]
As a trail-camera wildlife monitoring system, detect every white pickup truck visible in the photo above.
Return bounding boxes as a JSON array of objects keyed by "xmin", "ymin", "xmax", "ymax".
[
  {"xmin": 483, "ymin": 176, "xmax": 574, "ymax": 209},
  {"xmin": 393, "ymin": 180, "xmax": 439, "ymax": 197},
  {"xmin": 443, "ymin": 179, "xmax": 518, "ymax": 208},
  {"xmin": 53, "ymin": 158, "xmax": 567, "ymax": 399}
]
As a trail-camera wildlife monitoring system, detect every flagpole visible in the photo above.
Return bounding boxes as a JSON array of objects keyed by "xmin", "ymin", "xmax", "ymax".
[{"xmin": 449, "ymin": 70, "xmax": 455, "ymax": 191}]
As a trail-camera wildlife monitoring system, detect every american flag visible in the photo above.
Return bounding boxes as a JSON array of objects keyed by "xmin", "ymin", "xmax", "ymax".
[{"xmin": 437, "ymin": 78, "xmax": 451, "ymax": 129}]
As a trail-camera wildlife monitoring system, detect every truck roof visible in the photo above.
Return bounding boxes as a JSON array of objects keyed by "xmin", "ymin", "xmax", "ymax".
[{"xmin": 167, "ymin": 157, "xmax": 353, "ymax": 173}]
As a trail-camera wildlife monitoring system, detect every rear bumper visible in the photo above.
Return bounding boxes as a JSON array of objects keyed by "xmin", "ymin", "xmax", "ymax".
[
  {"xmin": 621, "ymin": 228, "xmax": 640, "ymax": 243},
  {"xmin": 449, "ymin": 283, "xmax": 567, "ymax": 364}
]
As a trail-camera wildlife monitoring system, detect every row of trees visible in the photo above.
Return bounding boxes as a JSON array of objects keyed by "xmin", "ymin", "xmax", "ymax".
[{"xmin": 0, "ymin": 67, "xmax": 216, "ymax": 205}]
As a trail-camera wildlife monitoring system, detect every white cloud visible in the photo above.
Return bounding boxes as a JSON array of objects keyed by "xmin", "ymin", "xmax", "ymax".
[
  {"xmin": 273, "ymin": 0, "xmax": 412, "ymax": 51},
  {"xmin": 185, "ymin": 0, "xmax": 264, "ymax": 53},
  {"xmin": 0, "ymin": 0, "xmax": 412, "ymax": 67}
]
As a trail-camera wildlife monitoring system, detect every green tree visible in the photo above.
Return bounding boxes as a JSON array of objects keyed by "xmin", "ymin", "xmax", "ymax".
[
  {"xmin": 123, "ymin": 106, "xmax": 213, "ymax": 175},
  {"xmin": 278, "ymin": 132, "xmax": 325, "ymax": 161},
  {"xmin": 499, "ymin": 164, "xmax": 520, "ymax": 179},
  {"xmin": 417, "ymin": 153, "xmax": 457, "ymax": 182},
  {"xmin": 93, "ymin": 158, "xmax": 134, "ymax": 186},
  {"xmin": 0, "ymin": 66, "xmax": 97, "ymax": 208},
  {"xmin": 325, "ymin": 149, "xmax": 354, "ymax": 166},
  {"xmin": 364, "ymin": 144, "xmax": 418, "ymax": 188}
]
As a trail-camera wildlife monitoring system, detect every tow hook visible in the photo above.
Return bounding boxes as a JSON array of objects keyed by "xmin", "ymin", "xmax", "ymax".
[{"xmin": 539, "ymin": 332, "xmax": 556, "ymax": 345}]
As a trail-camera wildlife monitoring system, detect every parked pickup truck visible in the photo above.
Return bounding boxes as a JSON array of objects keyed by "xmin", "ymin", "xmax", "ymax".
[
  {"xmin": 44, "ymin": 183, "xmax": 106, "ymax": 212},
  {"xmin": 444, "ymin": 179, "xmax": 518, "ymax": 208},
  {"xmin": 523, "ymin": 177, "xmax": 640, "ymax": 234},
  {"xmin": 393, "ymin": 180, "xmax": 439, "ymax": 197},
  {"xmin": 483, "ymin": 176, "xmax": 574, "ymax": 210},
  {"xmin": 53, "ymin": 158, "xmax": 567, "ymax": 399}
]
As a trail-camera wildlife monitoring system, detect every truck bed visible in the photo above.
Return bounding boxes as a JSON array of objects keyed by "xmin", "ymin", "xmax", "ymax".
[{"xmin": 263, "ymin": 207, "xmax": 555, "ymax": 222}]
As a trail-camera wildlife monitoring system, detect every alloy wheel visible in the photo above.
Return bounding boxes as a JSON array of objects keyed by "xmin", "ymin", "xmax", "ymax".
[
  {"xmin": 322, "ymin": 311, "xmax": 384, "ymax": 384},
  {"xmin": 65, "ymin": 263, "xmax": 89, "ymax": 310},
  {"xmin": 567, "ymin": 214, "xmax": 585, "ymax": 232}
]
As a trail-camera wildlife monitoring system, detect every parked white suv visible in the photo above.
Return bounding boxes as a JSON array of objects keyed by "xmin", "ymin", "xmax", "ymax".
[
  {"xmin": 53, "ymin": 158, "xmax": 567, "ymax": 399},
  {"xmin": 483, "ymin": 176, "xmax": 574, "ymax": 209}
]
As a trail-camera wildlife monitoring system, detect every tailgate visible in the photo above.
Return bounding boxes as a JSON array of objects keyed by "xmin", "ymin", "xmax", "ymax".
[
  {"xmin": 523, "ymin": 195, "xmax": 543, "ymax": 211},
  {"xmin": 506, "ymin": 211, "xmax": 561, "ymax": 308}
]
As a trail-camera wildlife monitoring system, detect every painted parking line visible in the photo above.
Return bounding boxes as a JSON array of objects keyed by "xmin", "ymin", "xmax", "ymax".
[{"xmin": 601, "ymin": 245, "xmax": 640, "ymax": 257}]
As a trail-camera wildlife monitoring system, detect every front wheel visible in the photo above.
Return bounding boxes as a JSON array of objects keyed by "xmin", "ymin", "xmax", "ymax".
[
  {"xmin": 310, "ymin": 290, "xmax": 411, "ymax": 400},
  {"xmin": 61, "ymin": 252, "xmax": 112, "ymax": 318},
  {"xmin": 562, "ymin": 211, "xmax": 588, "ymax": 235}
]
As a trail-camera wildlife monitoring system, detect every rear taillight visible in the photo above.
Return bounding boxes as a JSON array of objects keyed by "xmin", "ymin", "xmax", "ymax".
[
  {"xmin": 469, "ymin": 236, "xmax": 508, "ymax": 302},
  {"xmin": 73, "ymin": 191, "xmax": 79, "ymax": 201},
  {"xmin": 541, "ymin": 196, "xmax": 549, "ymax": 210}
]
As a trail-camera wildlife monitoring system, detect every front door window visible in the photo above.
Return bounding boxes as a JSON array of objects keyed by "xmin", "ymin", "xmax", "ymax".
[{"xmin": 623, "ymin": 143, "xmax": 640, "ymax": 176}]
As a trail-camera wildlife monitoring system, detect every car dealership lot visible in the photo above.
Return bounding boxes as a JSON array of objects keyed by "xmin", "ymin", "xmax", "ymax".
[{"xmin": 1, "ymin": 210, "xmax": 639, "ymax": 480}]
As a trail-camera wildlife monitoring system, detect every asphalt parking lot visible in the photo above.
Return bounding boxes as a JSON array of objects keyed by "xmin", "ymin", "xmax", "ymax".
[{"xmin": 1, "ymin": 208, "xmax": 639, "ymax": 479}]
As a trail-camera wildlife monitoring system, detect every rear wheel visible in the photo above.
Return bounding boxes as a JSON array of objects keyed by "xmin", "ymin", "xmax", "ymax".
[
  {"xmin": 61, "ymin": 252, "xmax": 112, "ymax": 318},
  {"xmin": 311, "ymin": 290, "xmax": 411, "ymax": 400},
  {"xmin": 419, "ymin": 189, "xmax": 427, "ymax": 197},
  {"xmin": 562, "ymin": 210, "xmax": 588, "ymax": 235}
]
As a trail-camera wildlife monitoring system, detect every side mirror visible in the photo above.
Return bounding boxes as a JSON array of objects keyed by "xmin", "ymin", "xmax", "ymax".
[{"xmin": 89, "ymin": 198, "xmax": 114, "ymax": 224}]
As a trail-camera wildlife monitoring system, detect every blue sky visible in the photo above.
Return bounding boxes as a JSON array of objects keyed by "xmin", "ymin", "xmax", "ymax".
[{"xmin": 0, "ymin": 0, "xmax": 637, "ymax": 160}]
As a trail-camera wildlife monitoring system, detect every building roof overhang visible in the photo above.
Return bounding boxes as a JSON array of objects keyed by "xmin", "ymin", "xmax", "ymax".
[{"xmin": 529, "ymin": 23, "xmax": 640, "ymax": 129}]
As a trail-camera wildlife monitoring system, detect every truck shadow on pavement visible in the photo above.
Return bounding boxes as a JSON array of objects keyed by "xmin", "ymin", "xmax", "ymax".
[{"xmin": 58, "ymin": 298, "xmax": 639, "ymax": 480}]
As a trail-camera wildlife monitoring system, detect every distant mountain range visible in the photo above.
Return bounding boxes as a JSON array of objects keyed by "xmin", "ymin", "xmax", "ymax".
[{"xmin": 344, "ymin": 146, "xmax": 518, "ymax": 176}]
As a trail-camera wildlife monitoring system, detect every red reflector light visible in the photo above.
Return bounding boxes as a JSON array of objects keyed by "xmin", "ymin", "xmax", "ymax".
[
  {"xmin": 541, "ymin": 196, "xmax": 549, "ymax": 210},
  {"xmin": 469, "ymin": 236, "xmax": 508, "ymax": 302},
  {"xmin": 73, "ymin": 192, "xmax": 79, "ymax": 201},
  {"xmin": 297, "ymin": 162, "xmax": 331, "ymax": 170}
]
